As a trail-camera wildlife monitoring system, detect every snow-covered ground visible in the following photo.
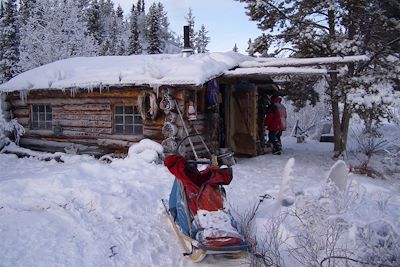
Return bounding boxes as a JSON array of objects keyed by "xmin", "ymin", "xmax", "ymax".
[{"xmin": 1, "ymin": 137, "xmax": 399, "ymax": 266}]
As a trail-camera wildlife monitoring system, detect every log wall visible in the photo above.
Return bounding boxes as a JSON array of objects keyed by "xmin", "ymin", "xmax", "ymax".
[{"xmin": 6, "ymin": 86, "xmax": 207, "ymax": 156}]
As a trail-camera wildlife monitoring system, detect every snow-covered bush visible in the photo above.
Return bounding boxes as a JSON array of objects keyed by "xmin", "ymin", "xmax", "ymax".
[
  {"xmin": 285, "ymin": 79, "xmax": 331, "ymax": 141},
  {"xmin": 347, "ymin": 117, "xmax": 400, "ymax": 179},
  {"xmin": 1, "ymin": 95, "xmax": 26, "ymax": 149},
  {"xmin": 287, "ymin": 181, "xmax": 362, "ymax": 267},
  {"xmin": 238, "ymin": 158, "xmax": 400, "ymax": 267},
  {"xmin": 356, "ymin": 220, "xmax": 400, "ymax": 266},
  {"xmin": 1, "ymin": 96, "xmax": 26, "ymax": 149},
  {"xmin": 126, "ymin": 139, "xmax": 164, "ymax": 164}
]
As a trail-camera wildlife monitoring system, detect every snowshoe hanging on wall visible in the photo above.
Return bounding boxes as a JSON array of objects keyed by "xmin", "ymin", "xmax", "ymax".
[{"xmin": 138, "ymin": 91, "xmax": 159, "ymax": 120}]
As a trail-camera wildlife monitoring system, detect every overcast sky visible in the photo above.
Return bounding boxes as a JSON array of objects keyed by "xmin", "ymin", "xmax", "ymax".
[{"xmin": 113, "ymin": 0, "xmax": 263, "ymax": 53}]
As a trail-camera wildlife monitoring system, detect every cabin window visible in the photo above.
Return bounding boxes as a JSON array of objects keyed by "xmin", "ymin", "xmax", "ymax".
[
  {"xmin": 31, "ymin": 104, "xmax": 52, "ymax": 130},
  {"xmin": 114, "ymin": 106, "xmax": 143, "ymax": 135}
]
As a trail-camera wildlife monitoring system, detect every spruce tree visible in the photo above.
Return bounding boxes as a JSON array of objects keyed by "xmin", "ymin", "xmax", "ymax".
[
  {"xmin": 19, "ymin": 0, "xmax": 37, "ymax": 25},
  {"xmin": 86, "ymin": 0, "xmax": 101, "ymax": 45},
  {"xmin": 184, "ymin": 8, "xmax": 196, "ymax": 49},
  {"xmin": 0, "ymin": 0, "xmax": 19, "ymax": 81},
  {"xmin": 146, "ymin": 2, "xmax": 162, "ymax": 54},
  {"xmin": 0, "ymin": 2, "xmax": 4, "ymax": 83},
  {"xmin": 115, "ymin": 5, "xmax": 127, "ymax": 55},
  {"xmin": 233, "ymin": 43, "xmax": 238, "ymax": 52},
  {"xmin": 128, "ymin": 4, "xmax": 142, "ymax": 54},
  {"xmin": 195, "ymin": 24, "xmax": 210, "ymax": 53},
  {"xmin": 158, "ymin": 2, "xmax": 170, "ymax": 43},
  {"xmin": 98, "ymin": 0, "xmax": 115, "ymax": 55},
  {"xmin": 246, "ymin": 38, "xmax": 254, "ymax": 56}
]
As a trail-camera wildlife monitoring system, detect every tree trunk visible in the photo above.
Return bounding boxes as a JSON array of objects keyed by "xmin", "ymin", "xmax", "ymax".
[
  {"xmin": 331, "ymin": 92, "xmax": 343, "ymax": 154},
  {"xmin": 341, "ymin": 102, "xmax": 352, "ymax": 154}
]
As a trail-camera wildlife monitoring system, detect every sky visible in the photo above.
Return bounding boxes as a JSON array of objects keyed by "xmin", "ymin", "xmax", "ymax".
[{"xmin": 113, "ymin": 0, "xmax": 263, "ymax": 53}]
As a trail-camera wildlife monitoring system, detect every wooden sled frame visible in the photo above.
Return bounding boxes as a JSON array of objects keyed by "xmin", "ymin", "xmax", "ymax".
[{"xmin": 162, "ymin": 199, "xmax": 247, "ymax": 262}]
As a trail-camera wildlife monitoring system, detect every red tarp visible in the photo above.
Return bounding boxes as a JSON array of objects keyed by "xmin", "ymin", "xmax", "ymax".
[{"xmin": 164, "ymin": 155, "xmax": 232, "ymax": 215}]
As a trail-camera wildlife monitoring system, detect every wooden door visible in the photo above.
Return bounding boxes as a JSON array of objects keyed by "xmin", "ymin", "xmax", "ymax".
[{"xmin": 228, "ymin": 86, "xmax": 257, "ymax": 156}]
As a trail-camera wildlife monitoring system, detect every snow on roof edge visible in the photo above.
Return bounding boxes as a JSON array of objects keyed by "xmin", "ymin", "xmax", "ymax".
[
  {"xmin": 0, "ymin": 52, "xmax": 251, "ymax": 93},
  {"xmin": 225, "ymin": 67, "xmax": 328, "ymax": 76},
  {"xmin": 239, "ymin": 55, "xmax": 369, "ymax": 68}
]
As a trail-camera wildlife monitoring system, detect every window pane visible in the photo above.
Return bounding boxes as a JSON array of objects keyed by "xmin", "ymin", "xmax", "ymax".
[
  {"xmin": 125, "ymin": 115, "xmax": 133, "ymax": 124},
  {"xmin": 32, "ymin": 121, "xmax": 38, "ymax": 129},
  {"xmin": 115, "ymin": 106, "xmax": 123, "ymax": 114},
  {"xmin": 46, "ymin": 112, "xmax": 52, "ymax": 120},
  {"xmin": 46, "ymin": 106, "xmax": 52, "ymax": 113},
  {"xmin": 134, "ymin": 115, "xmax": 142, "ymax": 124},
  {"xmin": 115, "ymin": 115, "xmax": 123, "ymax": 124},
  {"xmin": 39, "ymin": 122, "xmax": 45, "ymax": 129},
  {"xmin": 39, "ymin": 112, "xmax": 45, "ymax": 121},
  {"xmin": 46, "ymin": 122, "xmax": 52, "ymax": 130},
  {"xmin": 125, "ymin": 125, "xmax": 133, "ymax": 134},
  {"xmin": 125, "ymin": 106, "xmax": 133, "ymax": 114},
  {"xmin": 115, "ymin": 125, "xmax": 123, "ymax": 134},
  {"xmin": 33, "ymin": 105, "xmax": 38, "ymax": 112},
  {"xmin": 134, "ymin": 125, "xmax": 143, "ymax": 134},
  {"xmin": 39, "ymin": 105, "xmax": 45, "ymax": 112}
]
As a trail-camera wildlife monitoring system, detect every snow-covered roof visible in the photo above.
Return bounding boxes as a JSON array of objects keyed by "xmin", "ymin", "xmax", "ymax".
[
  {"xmin": 0, "ymin": 53, "xmax": 369, "ymax": 93},
  {"xmin": 0, "ymin": 52, "xmax": 250, "ymax": 93},
  {"xmin": 225, "ymin": 55, "xmax": 369, "ymax": 77}
]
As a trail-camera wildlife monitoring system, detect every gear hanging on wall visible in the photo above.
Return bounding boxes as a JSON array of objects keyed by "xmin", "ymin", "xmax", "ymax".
[
  {"xmin": 161, "ymin": 137, "xmax": 178, "ymax": 153},
  {"xmin": 159, "ymin": 94, "xmax": 176, "ymax": 114},
  {"xmin": 138, "ymin": 91, "xmax": 159, "ymax": 121},
  {"xmin": 164, "ymin": 111, "xmax": 178, "ymax": 123},
  {"xmin": 162, "ymin": 122, "xmax": 178, "ymax": 138}
]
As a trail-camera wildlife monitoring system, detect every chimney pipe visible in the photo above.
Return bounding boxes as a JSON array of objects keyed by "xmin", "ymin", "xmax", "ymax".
[{"xmin": 182, "ymin": 25, "xmax": 193, "ymax": 57}]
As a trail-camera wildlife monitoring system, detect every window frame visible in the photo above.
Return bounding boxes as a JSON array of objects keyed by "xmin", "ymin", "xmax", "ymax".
[
  {"xmin": 31, "ymin": 104, "xmax": 53, "ymax": 130},
  {"xmin": 113, "ymin": 104, "xmax": 143, "ymax": 135}
]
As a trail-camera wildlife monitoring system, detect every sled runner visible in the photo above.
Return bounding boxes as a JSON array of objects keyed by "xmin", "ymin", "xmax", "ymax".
[{"xmin": 162, "ymin": 155, "xmax": 248, "ymax": 262}]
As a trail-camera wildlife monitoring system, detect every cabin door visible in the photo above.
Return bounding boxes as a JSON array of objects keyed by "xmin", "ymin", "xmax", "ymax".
[{"xmin": 227, "ymin": 86, "xmax": 257, "ymax": 156}]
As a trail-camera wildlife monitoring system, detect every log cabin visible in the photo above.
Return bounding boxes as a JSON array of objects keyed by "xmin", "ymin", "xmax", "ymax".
[{"xmin": 0, "ymin": 52, "xmax": 369, "ymax": 158}]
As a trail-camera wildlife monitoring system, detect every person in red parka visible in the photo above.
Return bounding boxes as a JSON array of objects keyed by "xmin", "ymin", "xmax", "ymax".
[{"xmin": 264, "ymin": 95, "xmax": 287, "ymax": 155}]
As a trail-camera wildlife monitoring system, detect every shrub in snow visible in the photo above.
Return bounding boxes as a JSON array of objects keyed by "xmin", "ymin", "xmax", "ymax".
[
  {"xmin": 355, "ymin": 220, "xmax": 400, "ymax": 266},
  {"xmin": 127, "ymin": 139, "xmax": 164, "ymax": 163},
  {"xmin": 1, "ymin": 96, "xmax": 25, "ymax": 149},
  {"xmin": 348, "ymin": 124, "xmax": 390, "ymax": 178},
  {"xmin": 288, "ymin": 185, "xmax": 352, "ymax": 267}
]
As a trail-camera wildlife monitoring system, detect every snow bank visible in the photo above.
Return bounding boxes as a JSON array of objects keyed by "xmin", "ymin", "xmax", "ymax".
[
  {"xmin": 127, "ymin": 139, "xmax": 164, "ymax": 163},
  {"xmin": 1, "ymin": 136, "xmax": 399, "ymax": 266}
]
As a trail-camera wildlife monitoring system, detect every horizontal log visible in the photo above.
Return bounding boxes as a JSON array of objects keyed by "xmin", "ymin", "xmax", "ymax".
[
  {"xmin": 19, "ymin": 138, "xmax": 107, "ymax": 155},
  {"xmin": 61, "ymin": 127, "xmax": 112, "ymax": 134},
  {"xmin": 11, "ymin": 98, "xmax": 108, "ymax": 107},
  {"xmin": 11, "ymin": 108, "xmax": 30, "ymax": 117},
  {"xmin": 11, "ymin": 97, "xmax": 141, "ymax": 109},
  {"xmin": 143, "ymin": 130, "xmax": 162, "ymax": 139},
  {"xmin": 25, "ymin": 129, "xmax": 145, "ymax": 142},
  {"xmin": 53, "ymin": 114, "xmax": 112, "ymax": 122},
  {"xmin": 16, "ymin": 117, "xmax": 30, "ymax": 125},
  {"xmin": 21, "ymin": 87, "xmax": 148, "ymax": 99},
  {"xmin": 56, "ymin": 119, "xmax": 112, "ymax": 128},
  {"xmin": 55, "ymin": 103, "xmax": 111, "ymax": 111},
  {"xmin": 51, "ymin": 109, "xmax": 111, "ymax": 116}
]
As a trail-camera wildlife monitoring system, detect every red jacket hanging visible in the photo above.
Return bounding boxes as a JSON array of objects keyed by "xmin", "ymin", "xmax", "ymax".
[{"xmin": 264, "ymin": 96, "xmax": 287, "ymax": 132}]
